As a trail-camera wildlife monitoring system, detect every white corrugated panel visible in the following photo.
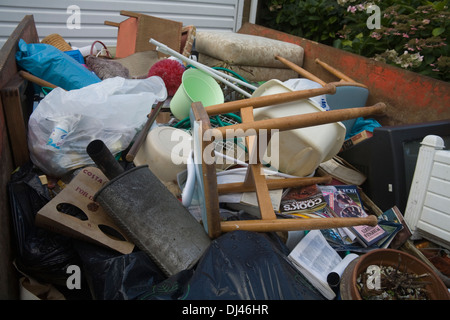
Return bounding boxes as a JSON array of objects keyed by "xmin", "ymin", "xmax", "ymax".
[
  {"xmin": 417, "ymin": 150, "xmax": 450, "ymax": 246},
  {"xmin": 0, "ymin": 0, "xmax": 244, "ymax": 48}
]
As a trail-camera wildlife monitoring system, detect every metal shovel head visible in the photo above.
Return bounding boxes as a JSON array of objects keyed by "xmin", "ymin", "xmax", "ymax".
[{"xmin": 94, "ymin": 165, "xmax": 211, "ymax": 277}]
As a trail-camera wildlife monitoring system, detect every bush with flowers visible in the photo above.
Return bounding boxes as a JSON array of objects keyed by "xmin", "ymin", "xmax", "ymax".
[{"xmin": 259, "ymin": 0, "xmax": 449, "ymax": 81}]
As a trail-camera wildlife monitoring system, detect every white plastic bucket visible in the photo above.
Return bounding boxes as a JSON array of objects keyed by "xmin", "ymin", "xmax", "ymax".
[
  {"xmin": 133, "ymin": 126, "xmax": 192, "ymax": 183},
  {"xmin": 170, "ymin": 68, "xmax": 224, "ymax": 120},
  {"xmin": 252, "ymin": 80, "xmax": 346, "ymax": 177}
]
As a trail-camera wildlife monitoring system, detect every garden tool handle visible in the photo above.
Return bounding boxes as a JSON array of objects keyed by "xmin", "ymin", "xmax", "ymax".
[
  {"xmin": 126, "ymin": 101, "xmax": 164, "ymax": 162},
  {"xmin": 275, "ymin": 55, "xmax": 327, "ymax": 86},
  {"xmin": 315, "ymin": 58, "xmax": 357, "ymax": 83},
  {"xmin": 19, "ymin": 70, "xmax": 60, "ymax": 90}
]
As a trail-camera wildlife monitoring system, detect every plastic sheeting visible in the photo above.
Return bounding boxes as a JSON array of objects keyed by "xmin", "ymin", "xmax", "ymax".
[
  {"xmin": 7, "ymin": 163, "xmax": 82, "ymax": 287},
  {"xmin": 15, "ymin": 39, "xmax": 101, "ymax": 91},
  {"xmin": 138, "ymin": 231, "xmax": 324, "ymax": 300},
  {"xmin": 74, "ymin": 241, "xmax": 166, "ymax": 300}
]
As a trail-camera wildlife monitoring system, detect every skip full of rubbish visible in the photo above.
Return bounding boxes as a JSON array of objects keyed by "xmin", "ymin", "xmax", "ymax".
[{"xmin": 8, "ymin": 10, "xmax": 449, "ymax": 302}]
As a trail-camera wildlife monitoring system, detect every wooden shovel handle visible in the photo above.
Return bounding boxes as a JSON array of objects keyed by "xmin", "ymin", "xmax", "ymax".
[
  {"xmin": 275, "ymin": 55, "xmax": 326, "ymax": 86},
  {"xmin": 315, "ymin": 58, "xmax": 357, "ymax": 83},
  {"xmin": 125, "ymin": 101, "xmax": 164, "ymax": 162},
  {"xmin": 19, "ymin": 70, "xmax": 60, "ymax": 89}
]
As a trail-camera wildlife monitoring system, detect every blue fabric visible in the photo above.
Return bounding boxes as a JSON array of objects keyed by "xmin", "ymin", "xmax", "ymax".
[
  {"xmin": 16, "ymin": 39, "xmax": 101, "ymax": 91},
  {"xmin": 348, "ymin": 116, "xmax": 382, "ymax": 139}
]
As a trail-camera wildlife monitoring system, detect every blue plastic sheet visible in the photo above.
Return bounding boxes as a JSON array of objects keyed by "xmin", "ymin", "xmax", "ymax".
[{"xmin": 16, "ymin": 39, "xmax": 101, "ymax": 90}]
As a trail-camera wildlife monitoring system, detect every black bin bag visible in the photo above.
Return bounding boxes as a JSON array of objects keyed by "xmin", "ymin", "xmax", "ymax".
[
  {"xmin": 7, "ymin": 162, "xmax": 82, "ymax": 287},
  {"xmin": 73, "ymin": 240, "xmax": 167, "ymax": 300},
  {"xmin": 138, "ymin": 230, "xmax": 324, "ymax": 300}
]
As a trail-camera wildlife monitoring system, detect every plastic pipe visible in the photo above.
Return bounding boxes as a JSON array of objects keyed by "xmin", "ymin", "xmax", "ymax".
[
  {"xmin": 86, "ymin": 140, "xmax": 124, "ymax": 180},
  {"xmin": 149, "ymin": 38, "xmax": 255, "ymax": 97}
]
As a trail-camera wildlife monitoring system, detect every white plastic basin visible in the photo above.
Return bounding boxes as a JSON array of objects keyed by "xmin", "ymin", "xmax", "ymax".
[{"xmin": 134, "ymin": 126, "xmax": 192, "ymax": 183}]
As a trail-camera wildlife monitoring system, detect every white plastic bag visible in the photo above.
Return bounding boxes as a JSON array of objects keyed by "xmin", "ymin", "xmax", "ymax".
[
  {"xmin": 283, "ymin": 78, "xmax": 330, "ymax": 111},
  {"xmin": 28, "ymin": 76, "xmax": 167, "ymax": 177}
]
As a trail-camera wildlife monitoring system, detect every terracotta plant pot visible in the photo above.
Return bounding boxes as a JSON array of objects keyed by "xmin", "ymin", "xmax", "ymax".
[{"xmin": 340, "ymin": 248, "xmax": 450, "ymax": 300}]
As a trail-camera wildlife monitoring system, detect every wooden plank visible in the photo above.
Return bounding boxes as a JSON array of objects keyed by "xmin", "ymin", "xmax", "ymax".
[
  {"xmin": 191, "ymin": 101, "xmax": 222, "ymax": 238},
  {"xmin": 36, "ymin": 167, "xmax": 135, "ymax": 254},
  {"xmin": 0, "ymin": 15, "xmax": 39, "ymax": 300},
  {"xmin": 240, "ymin": 106, "xmax": 276, "ymax": 220},
  {"xmin": 0, "ymin": 73, "xmax": 32, "ymax": 167},
  {"xmin": 132, "ymin": 13, "xmax": 182, "ymax": 58}
]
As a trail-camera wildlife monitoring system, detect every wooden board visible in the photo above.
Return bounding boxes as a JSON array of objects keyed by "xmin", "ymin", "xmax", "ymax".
[
  {"xmin": 36, "ymin": 167, "xmax": 135, "ymax": 254},
  {"xmin": 135, "ymin": 14, "xmax": 182, "ymax": 58},
  {"xmin": 113, "ymin": 11, "xmax": 182, "ymax": 59},
  {"xmin": 0, "ymin": 73, "xmax": 33, "ymax": 167},
  {"xmin": 0, "ymin": 15, "xmax": 38, "ymax": 299},
  {"xmin": 115, "ymin": 17, "xmax": 138, "ymax": 58}
]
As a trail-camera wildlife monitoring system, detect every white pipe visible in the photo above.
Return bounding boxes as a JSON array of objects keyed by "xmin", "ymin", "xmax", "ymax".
[
  {"xmin": 150, "ymin": 38, "xmax": 254, "ymax": 97},
  {"xmin": 181, "ymin": 150, "xmax": 196, "ymax": 207},
  {"xmin": 209, "ymin": 67, "xmax": 257, "ymax": 91},
  {"xmin": 153, "ymin": 38, "xmax": 257, "ymax": 91}
]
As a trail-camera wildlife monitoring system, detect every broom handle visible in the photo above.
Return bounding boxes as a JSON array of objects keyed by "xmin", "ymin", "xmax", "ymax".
[
  {"xmin": 126, "ymin": 101, "xmax": 164, "ymax": 162},
  {"xmin": 315, "ymin": 58, "xmax": 357, "ymax": 83},
  {"xmin": 275, "ymin": 55, "xmax": 326, "ymax": 86},
  {"xmin": 19, "ymin": 71, "xmax": 60, "ymax": 90}
]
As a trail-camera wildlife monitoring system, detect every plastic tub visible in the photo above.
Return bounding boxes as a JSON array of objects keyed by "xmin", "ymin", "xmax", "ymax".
[
  {"xmin": 252, "ymin": 80, "xmax": 346, "ymax": 177},
  {"xmin": 133, "ymin": 126, "xmax": 192, "ymax": 183},
  {"xmin": 170, "ymin": 68, "xmax": 224, "ymax": 120}
]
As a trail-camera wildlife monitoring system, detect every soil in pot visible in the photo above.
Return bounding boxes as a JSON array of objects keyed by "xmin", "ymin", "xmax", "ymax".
[{"xmin": 340, "ymin": 249, "xmax": 450, "ymax": 300}]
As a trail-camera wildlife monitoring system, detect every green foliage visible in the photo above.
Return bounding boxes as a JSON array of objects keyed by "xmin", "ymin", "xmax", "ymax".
[
  {"xmin": 259, "ymin": 0, "xmax": 449, "ymax": 81},
  {"xmin": 259, "ymin": 0, "xmax": 345, "ymax": 45}
]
